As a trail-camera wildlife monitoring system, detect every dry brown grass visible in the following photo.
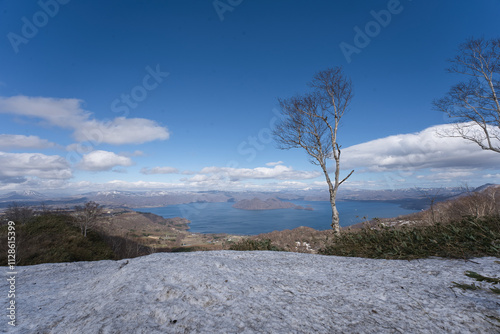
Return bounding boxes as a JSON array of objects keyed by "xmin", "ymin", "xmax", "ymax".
[{"xmin": 231, "ymin": 226, "xmax": 333, "ymax": 253}]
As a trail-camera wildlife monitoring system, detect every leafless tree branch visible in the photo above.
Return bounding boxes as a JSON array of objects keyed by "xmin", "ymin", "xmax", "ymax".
[{"xmin": 434, "ymin": 37, "xmax": 500, "ymax": 153}]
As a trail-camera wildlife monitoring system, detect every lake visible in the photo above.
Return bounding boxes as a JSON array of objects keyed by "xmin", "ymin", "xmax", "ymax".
[{"xmin": 135, "ymin": 200, "xmax": 420, "ymax": 235}]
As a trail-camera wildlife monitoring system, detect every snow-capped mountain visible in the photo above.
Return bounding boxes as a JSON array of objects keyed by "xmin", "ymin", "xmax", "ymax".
[{"xmin": 1, "ymin": 190, "xmax": 47, "ymax": 200}]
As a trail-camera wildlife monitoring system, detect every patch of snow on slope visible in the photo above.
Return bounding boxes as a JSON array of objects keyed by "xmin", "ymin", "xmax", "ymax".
[{"xmin": 2, "ymin": 252, "xmax": 499, "ymax": 333}]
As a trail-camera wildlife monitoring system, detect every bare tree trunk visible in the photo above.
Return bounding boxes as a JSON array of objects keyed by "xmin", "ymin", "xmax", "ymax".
[
  {"xmin": 330, "ymin": 197, "xmax": 340, "ymax": 234},
  {"xmin": 320, "ymin": 163, "xmax": 341, "ymax": 234}
]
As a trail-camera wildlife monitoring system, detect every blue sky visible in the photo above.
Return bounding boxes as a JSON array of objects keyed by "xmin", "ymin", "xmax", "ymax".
[{"xmin": 0, "ymin": 0, "xmax": 499, "ymax": 194}]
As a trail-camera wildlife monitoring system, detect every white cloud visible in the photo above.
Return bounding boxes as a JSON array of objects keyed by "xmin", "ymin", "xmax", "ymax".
[
  {"xmin": 0, "ymin": 96, "xmax": 169, "ymax": 145},
  {"xmin": 0, "ymin": 134, "xmax": 56, "ymax": 150},
  {"xmin": 341, "ymin": 123, "xmax": 500, "ymax": 172},
  {"xmin": 266, "ymin": 161, "xmax": 284, "ymax": 166},
  {"xmin": 183, "ymin": 174, "xmax": 226, "ymax": 183},
  {"xmin": 174, "ymin": 165, "xmax": 323, "ymax": 191},
  {"xmin": 103, "ymin": 180, "xmax": 187, "ymax": 191},
  {"xmin": 484, "ymin": 173, "xmax": 500, "ymax": 179},
  {"xmin": 0, "ymin": 178, "xmax": 69, "ymax": 193},
  {"xmin": 0, "ymin": 96, "xmax": 88, "ymax": 128},
  {"xmin": 75, "ymin": 118, "xmax": 169, "ymax": 145},
  {"xmin": 194, "ymin": 165, "xmax": 321, "ymax": 181},
  {"xmin": 66, "ymin": 143, "xmax": 93, "ymax": 154},
  {"xmin": 415, "ymin": 170, "xmax": 475, "ymax": 181},
  {"xmin": 140, "ymin": 166, "xmax": 179, "ymax": 175},
  {"xmin": 78, "ymin": 150, "xmax": 134, "ymax": 171},
  {"xmin": 0, "ymin": 152, "xmax": 72, "ymax": 181}
]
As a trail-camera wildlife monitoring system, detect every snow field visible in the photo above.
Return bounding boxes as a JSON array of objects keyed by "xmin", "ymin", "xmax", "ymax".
[{"xmin": 1, "ymin": 251, "xmax": 499, "ymax": 333}]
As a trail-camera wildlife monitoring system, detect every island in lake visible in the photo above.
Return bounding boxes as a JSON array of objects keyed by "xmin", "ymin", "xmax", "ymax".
[{"xmin": 232, "ymin": 197, "xmax": 314, "ymax": 211}]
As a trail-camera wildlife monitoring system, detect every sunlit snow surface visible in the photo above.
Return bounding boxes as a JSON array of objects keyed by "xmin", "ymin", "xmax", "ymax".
[{"xmin": 2, "ymin": 252, "xmax": 499, "ymax": 333}]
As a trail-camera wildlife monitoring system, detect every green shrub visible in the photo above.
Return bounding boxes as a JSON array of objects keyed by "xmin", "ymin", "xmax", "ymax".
[
  {"xmin": 319, "ymin": 216, "xmax": 500, "ymax": 260},
  {"xmin": 229, "ymin": 238, "xmax": 284, "ymax": 251},
  {"xmin": 452, "ymin": 271, "xmax": 500, "ymax": 295}
]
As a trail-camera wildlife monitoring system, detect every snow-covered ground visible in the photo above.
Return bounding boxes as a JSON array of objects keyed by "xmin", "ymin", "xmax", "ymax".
[{"xmin": 2, "ymin": 251, "xmax": 499, "ymax": 333}]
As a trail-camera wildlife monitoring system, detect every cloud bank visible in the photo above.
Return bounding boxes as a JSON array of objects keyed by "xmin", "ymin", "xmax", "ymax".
[
  {"xmin": 192, "ymin": 165, "xmax": 321, "ymax": 182},
  {"xmin": 0, "ymin": 120, "xmax": 499, "ymax": 193},
  {"xmin": 0, "ymin": 152, "xmax": 72, "ymax": 181},
  {"xmin": 141, "ymin": 167, "xmax": 179, "ymax": 175},
  {"xmin": 341, "ymin": 123, "xmax": 500, "ymax": 172},
  {"xmin": 0, "ymin": 96, "xmax": 169, "ymax": 145}
]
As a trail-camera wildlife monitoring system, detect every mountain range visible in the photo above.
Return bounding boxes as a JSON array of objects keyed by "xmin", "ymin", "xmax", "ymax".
[{"xmin": 0, "ymin": 185, "xmax": 495, "ymax": 211}]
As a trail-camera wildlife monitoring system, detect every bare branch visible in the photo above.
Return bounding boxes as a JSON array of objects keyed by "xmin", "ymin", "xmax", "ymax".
[
  {"xmin": 435, "ymin": 37, "xmax": 500, "ymax": 153},
  {"xmin": 339, "ymin": 169, "xmax": 355, "ymax": 186}
]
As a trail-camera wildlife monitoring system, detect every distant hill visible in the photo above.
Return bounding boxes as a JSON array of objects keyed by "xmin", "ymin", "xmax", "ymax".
[
  {"xmin": 473, "ymin": 183, "xmax": 499, "ymax": 193},
  {"xmin": 337, "ymin": 187, "xmax": 463, "ymax": 201},
  {"xmin": 84, "ymin": 190, "xmax": 231, "ymax": 208},
  {"xmin": 232, "ymin": 197, "xmax": 312, "ymax": 211}
]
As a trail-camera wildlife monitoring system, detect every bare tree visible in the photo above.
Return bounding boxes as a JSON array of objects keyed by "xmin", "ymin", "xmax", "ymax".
[
  {"xmin": 74, "ymin": 201, "xmax": 103, "ymax": 237},
  {"xmin": 273, "ymin": 67, "xmax": 354, "ymax": 234},
  {"xmin": 434, "ymin": 37, "xmax": 500, "ymax": 152},
  {"xmin": 458, "ymin": 184, "xmax": 499, "ymax": 218},
  {"xmin": 416, "ymin": 187, "xmax": 443, "ymax": 224},
  {"xmin": 5, "ymin": 202, "xmax": 34, "ymax": 224}
]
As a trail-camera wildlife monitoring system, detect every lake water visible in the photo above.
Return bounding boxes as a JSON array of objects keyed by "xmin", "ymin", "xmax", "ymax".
[{"xmin": 135, "ymin": 200, "xmax": 419, "ymax": 235}]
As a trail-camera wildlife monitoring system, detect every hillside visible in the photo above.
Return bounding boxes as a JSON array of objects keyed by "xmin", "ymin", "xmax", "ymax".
[
  {"xmin": 101, "ymin": 210, "xmax": 240, "ymax": 251},
  {"xmin": 0, "ymin": 210, "xmax": 241, "ymax": 266},
  {"xmin": 0, "ymin": 213, "xmax": 116, "ymax": 265},
  {"xmin": 3, "ymin": 252, "xmax": 498, "ymax": 333},
  {"xmin": 354, "ymin": 183, "xmax": 500, "ymax": 229}
]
